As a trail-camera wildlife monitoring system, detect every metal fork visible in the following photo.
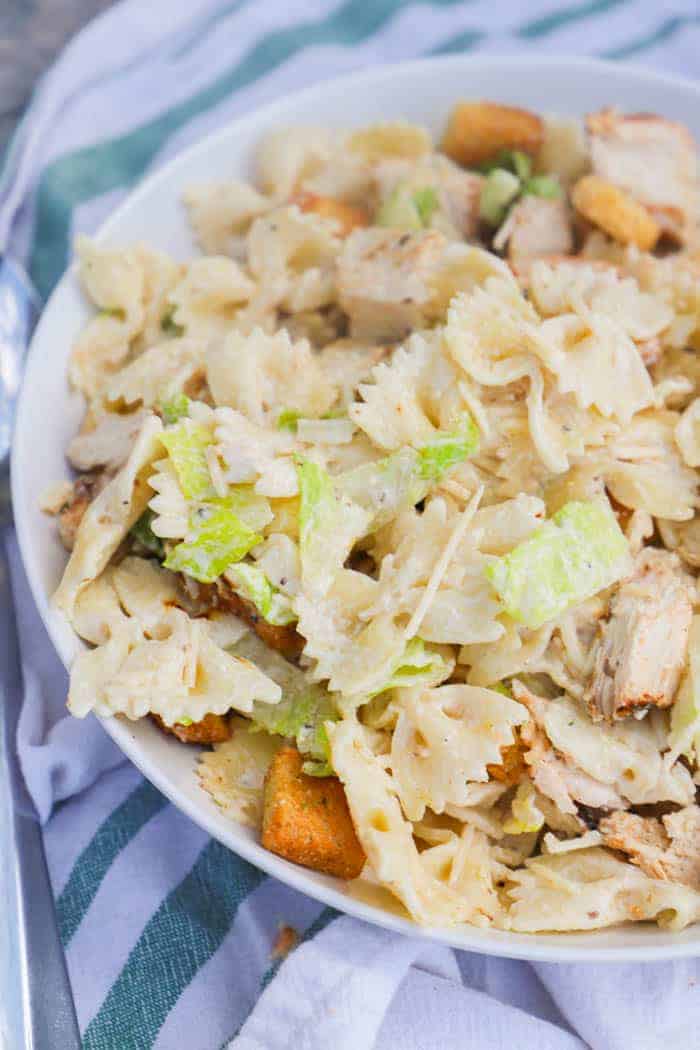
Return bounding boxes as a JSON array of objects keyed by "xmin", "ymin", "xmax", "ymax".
[{"xmin": 0, "ymin": 256, "xmax": 81, "ymax": 1049}]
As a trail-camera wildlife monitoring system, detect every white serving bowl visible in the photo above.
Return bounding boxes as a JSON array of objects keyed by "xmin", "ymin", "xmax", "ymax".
[{"xmin": 13, "ymin": 56, "xmax": 700, "ymax": 962}]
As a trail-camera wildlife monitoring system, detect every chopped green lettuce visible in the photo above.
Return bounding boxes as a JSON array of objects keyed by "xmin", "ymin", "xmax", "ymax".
[
  {"xmin": 503, "ymin": 780, "xmax": 544, "ymax": 835},
  {"xmin": 416, "ymin": 413, "xmax": 480, "ymax": 480},
  {"xmin": 479, "ymin": 169, "xmax": 520, "ymax": 227},
  {"xmin": 376, "ymin": 183, "xmax": 438, "ymax": 231},
  {"xmin": 160, "ymin": 304, "xmax": 184, "ymax": 337},
  {"xmin": 478, "ymin": 149, "xmax": 532, "ymax": 180},
  {"xmin": 129, "ymin": 509, "xmax": 165, "ymax": 558},
  {"xmin": 159, "ymin": 393, "xmax": 190, "ymax": 424},
  {"xmin": 235, "ymin": 634, "xmax": 338, "ymax": 776},
  {"xmin": 523, "ymin": 175, "xmax": 561, "ymax": 200},
  {"xmin": 485, "ymin": 500, "xmax": 630, "ymax": 629},
  {"xmin": 372, "ymin": 638, "xmax": 454, "ymax": 695},
  {"xmin": 339, "ymin": 416, "xmax": 478, "ymax": 526},
  {"xmin": 164, "ymin": 502, "xmax": 261, "ymax": 583},
  {"xmin": 376, "ymin": 185, "xmax": 423, "ymax": 231},
  {"xmin": 413, "ymin": 187, "xmax": 439, "ymax": 225},
  {"xmin": 226, "ymin": 562, "xmax": 296, "ymax": 626},
  {"xmin": 338, "ymin": 448, "xmax": 427, "ymax": 526},
  {"xmin": 160, "ymin": 421, "xmax": 216, "ymax": 501},
  {"xmin": 218, "ymin": 487, "xmax": 273, "ymax": 532},
  {"xmin": 297, "ymin": 458, "xmax": 370, "ymax": 596},
  {"xmin": 276, "ymin": 408, "xmax": 301, "ymax": 432}
]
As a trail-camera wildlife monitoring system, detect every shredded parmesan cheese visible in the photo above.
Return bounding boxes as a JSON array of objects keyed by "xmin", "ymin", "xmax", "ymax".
[{"xmin": 404, "ymin": 485, "xmax": 483, "ymax": 641}]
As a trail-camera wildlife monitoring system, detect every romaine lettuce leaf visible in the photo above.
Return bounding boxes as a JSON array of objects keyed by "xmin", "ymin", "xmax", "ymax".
[
  {"xmin": 234, "ymin": 633, "xmax": 338, "ymax": 775},
  {"xmin": 413, "ymin": 187, "xmax": 439, "ymax": 225},
  {"xmin": 159, "ymin": 393, "xmax": 190, "ymax": 424},
  {"xmin": 129, "ymin": 509, "xmax": 165, "ymax": 558},
  {"xmin": 337, "ymin": 448, "xmax": 426, "ymax": 526},
  {"xmin": 479, "ymin": 169, "xmax": 520, "ymax": 227},
  {"xmin": 296, "ymin": 458, "xmax": 371, "ymax": 597},
  {"xmin": 217, "ymin": 487, "xmax": 273, "ymax": 532},
  {"xmin": 374, "ymin": 638, "xmax": 454, "ymax": 695},
  {"xmin": 485, "ymin": 500, "xmax": 630, "ymax": 629},
  {"xmin": 164, "ymin": 502, "xmax": 261, "ymax": 582},
  {"xmin": 160, "ymin": 421, "xmax": 216, "ymax": 501},
  {"xmin": 338, "ymin": 414, "xmax": 479, "ymax": 526},
  {"xmin": 225, "ymin": 562, "xmax": 296, "ymax": 626},
  {"xmin": 276, "ymin": 408, "xmax": 301, "ymax": 432},
  {"xmin": 416, "ymin": 413, "xmax": 480, "ymax": 480}
]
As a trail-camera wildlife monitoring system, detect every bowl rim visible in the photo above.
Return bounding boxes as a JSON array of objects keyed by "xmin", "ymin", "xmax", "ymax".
[{"xmin": 13, "ymin": 53, "xmax": 700, "ymax": 962}]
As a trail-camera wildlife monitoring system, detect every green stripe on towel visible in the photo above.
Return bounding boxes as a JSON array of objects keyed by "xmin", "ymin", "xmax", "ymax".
[
  {"xmin": 82, "ymin": 840, "xmax": 263, "ymax": 1050},
  {"xmin": 56, "ymin": 780, "xmax": 168, "ymax": 947},
  {"xmin": 518, "ymin": 0, "xmax": 629, "ymax": 39},
  {"xmin": 603, "ymin": 14, "xmax": 700, "ymax": 58}
]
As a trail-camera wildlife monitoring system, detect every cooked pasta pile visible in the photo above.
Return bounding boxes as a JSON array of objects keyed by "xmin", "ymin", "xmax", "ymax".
[{"xmin": 47, "ymin": 101, "xmax": 700, "ymax": 933}]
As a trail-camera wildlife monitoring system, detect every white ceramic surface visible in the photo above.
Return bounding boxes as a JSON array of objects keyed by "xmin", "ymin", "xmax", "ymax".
[{"xmin": 13, "ymin": 56, "xmax": 700, "ymax": 961}]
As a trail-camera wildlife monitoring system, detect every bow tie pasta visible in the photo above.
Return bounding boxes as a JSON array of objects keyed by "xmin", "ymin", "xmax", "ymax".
[{"xmin": 47, "ymin": 100, "xmax": 700, "ymax": 934}]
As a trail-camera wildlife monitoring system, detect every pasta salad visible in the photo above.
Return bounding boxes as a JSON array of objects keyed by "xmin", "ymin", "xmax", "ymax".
[{"xmin": 46, "ymin": 99, "xmax": 700, "ymax": 934}]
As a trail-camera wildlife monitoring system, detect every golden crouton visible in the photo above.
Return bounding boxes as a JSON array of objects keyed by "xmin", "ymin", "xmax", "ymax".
[
  {"xmin": 262, "ymin": 746, "xmax": 366, "ymax": 880},
  {"xmin": 572, "ymin": 175, "xmax": 660, "ymax": 251},
  {"xmin": 292, "ymin": 191, "xmax": 369, "ymax": 237},
  {"xmin": 441, "ymin": 101, "xmax": 544, "ymax": 169},
  {"xmin": 487, "ymin": 739, "xmax": 526, "ymax": 786},
  {"xmin": 153, "ymin": 713, "xmax": 232, "ymax": 745}
]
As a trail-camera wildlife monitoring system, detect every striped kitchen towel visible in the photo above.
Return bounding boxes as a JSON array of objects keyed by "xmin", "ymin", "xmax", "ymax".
[{"xmin": 4, "ymin": 1, "xmax": 700, "ymax": 1047}]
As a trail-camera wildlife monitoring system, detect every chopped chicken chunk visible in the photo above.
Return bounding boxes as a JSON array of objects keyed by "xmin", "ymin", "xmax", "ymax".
[
  {"xmin": 600, "ymin": 806, "xmax": 700, "ymax": 889},
  {"xmin": 56, "ymin": 473, "xmax": 110, "ymax": 551},
  {"xmin": 494, "ymin": 196, "xmax": 574, "ymax": 269},
  {"xmin": 67, "ymin": 408, "xmax": 150, "ymax": 473},
  {"xmin": 585, "ymin": 549, "xmax": 693, "ymax": 722},
  {"xmin": 587, "ymin": 108, "xmax": 699, "ymax": 243},
  {"xmin": 337, "ymin": 227, "xmax": 446, "ymax": 341},
  {"xmin": 373, "ymin": 155, "xmax": 484, "ymax": 241}
]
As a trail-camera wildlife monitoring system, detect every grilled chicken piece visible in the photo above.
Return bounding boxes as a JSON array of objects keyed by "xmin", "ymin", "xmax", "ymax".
[
  {"xmin": 586, "ymin": 108, "xmax": 698, "ymax": 244},
  {"xmin": 494, "ymin": 196, "xmax": 574, "ymax": 269},
  {"xmin": 373, "ymin": 155, "xmax": 484, "ymax": 241},
  {"xmin": 337, "ymin": 227, "xmax": 446, "ymax": 342},
  {"xmin": 56, "ymin": 472, "xmax": 110, "ymax": 551},
  {"xmin": 152, "ymin": 712, "xmax": 232, "ymax": 745},
  {"xmin": 519, "ymin": 718, "xmax": 626, "ymax": 817},
  {"xmin": 584, "ymin": 549, "xmax": 693, "ymax": 722},
  {"xmin": 600, "ymin": 806, "xmax": 700, "ymax": 889},
  {"xmin": 67, "ymin": 408, "xmax": 149, "ymax": 473}
]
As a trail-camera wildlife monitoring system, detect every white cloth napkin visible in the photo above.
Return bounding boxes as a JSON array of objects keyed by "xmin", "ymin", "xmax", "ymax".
[{"xmin": 4, "ymin": 2, "xmax": 700, "ymax": 1047}]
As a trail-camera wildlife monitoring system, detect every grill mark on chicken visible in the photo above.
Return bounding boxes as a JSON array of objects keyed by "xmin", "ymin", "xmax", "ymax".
[{"xmin": 584, "ymin": 549, "xmax": 692, "ymax": 722}]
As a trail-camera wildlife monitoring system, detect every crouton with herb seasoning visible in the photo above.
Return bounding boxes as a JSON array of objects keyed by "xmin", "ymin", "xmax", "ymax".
[{"xmin": 262, "ymin": 746, "xmax": 366, "ymax": 879}]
